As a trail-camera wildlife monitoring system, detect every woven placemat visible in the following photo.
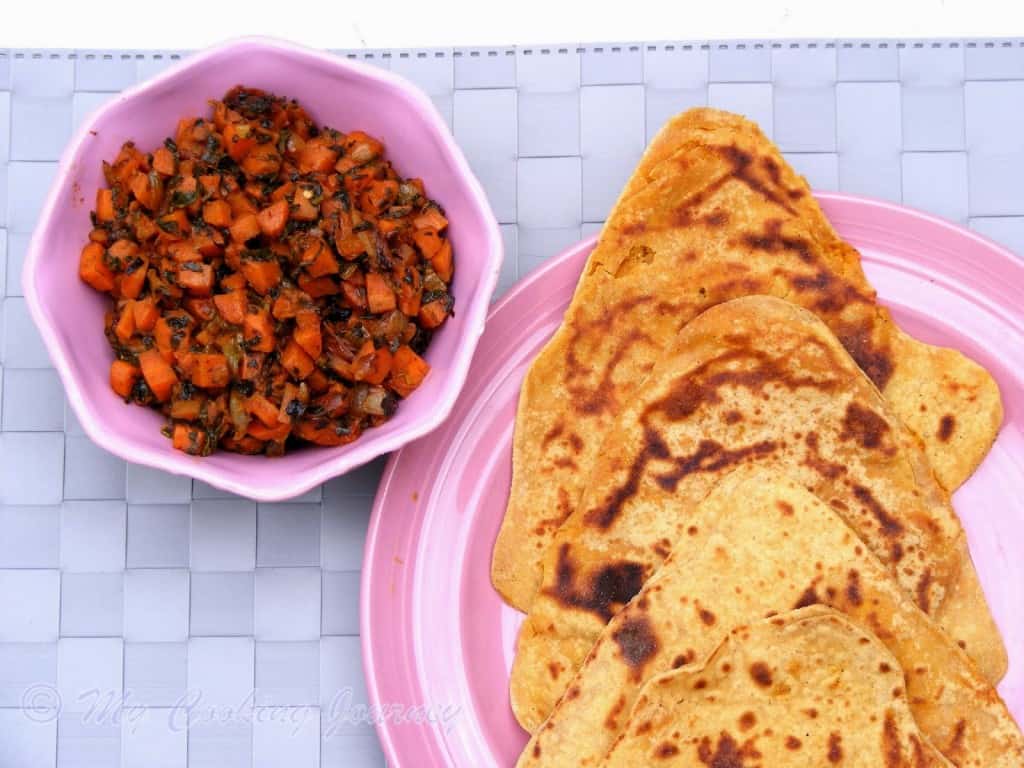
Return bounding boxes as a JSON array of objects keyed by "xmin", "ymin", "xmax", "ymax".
[{"xmin": 1, "ymin": 39, "xmax": 1023, "ymax": 768}]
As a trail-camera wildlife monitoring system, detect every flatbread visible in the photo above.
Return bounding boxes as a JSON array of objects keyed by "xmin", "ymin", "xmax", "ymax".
[
  {"xmin": 517, "ymin": 469, "xmax": 1022, "ymax": 768},
  {"xmin": 602, "ymin": 607, "xmax": 953, "ymax": 768},
  {"xmin": 510, "ymin": 296, "xmax": 1005, "ymax": 732},
  {"xmin": 492, "ymin": 107, "xmax": 1002, "ymax": 613}
]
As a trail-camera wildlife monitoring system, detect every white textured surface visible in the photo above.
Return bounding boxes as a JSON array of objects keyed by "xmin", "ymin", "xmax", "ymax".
[{"xmin": 1, "ymin": 40, "xmax": 1024, "ymax": 767}]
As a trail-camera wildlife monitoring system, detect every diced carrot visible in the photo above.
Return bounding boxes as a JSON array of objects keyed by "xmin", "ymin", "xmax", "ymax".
[
  {"xmin": 293, "ymin": 310, "xmax": 322, "ymax": 359},
  {"xmin": 290, "ymin": 191, "xmax": 319, "ymax": 221},
  {"xmin": 296, "ymin": 139, "xmax": 338, "ymax": 174},
  {"xmin": 192, "ymin": 230, "xmax": 222, "ymax": 258},
  {"xmin": 365, "ymin": 273, "xmax": 396, "ymax": 314},
  {"xmin": 106, "ymin": 239, "xmax": 138, "ymax": 269},
  {"xmin": 297, "ymin": 274, "xmax": 340, "ymax": 298},
  {"xmin": 304, "ymin": 239, "xmax": 338, "ymax": 278},
  {"xmin": 243, "ymin": 310, "xmax": 276, "ymax": 353},
  {"xmin": 413, "ymin": 206, "xmax": 448, "ymax": 231},
  {"xmin": 152, "ymin": 146, "xmax": 177, "ymax": 176},
  {"xmin": 118, "ymin": 256, "xmax": 148, "ymax": 300},
  {"xmin": 270, "ymin": 182, "xmax": 294, "ymax": 202},
  {"xmin": 348, "ymin": 340, "xmax": 378, "ymax": 383},
  {"xmin": 168, "ymin": 241, "xmax": 201, "ymax": 262},
  {"xmin": 132, "ymin": 297, "xmax": 159, "ymax": 332},
  {"xmin": 276, "ymin": 382, "xmax": 300, "ymax": 423},
  {"xmin": 203, "ymin": 199, "xmax": 232, "ymax": 227},
  {"xmin": 389, "ymin": 345, "xmax": 430, "ymax": 398},
  {"xmin": 227, "ymin": 190, "xmax": 259, "ymax": 217},
  {"xmin": 96, "ymin": 188, "xmax": 116, "ymax": 222},
  {"xmin": 412, "ymin": 228, "xmax": 443, "ymax": 259},
  {"xmin": 172, "ymin": 176, "xmax": 201, "ymax": 215},
  {"xmin": 220, "ymin": 272, "xmax": 247, "ymax": 292},
  {"xmin": 172, "ymin": 422, "xmax": 207, "ymax": 455},
  {"xmin": 79, "ymin": 242, "xmax": 116, "ymax": 292},
  {"xmin": 224, "ymin": 243, "xmax": 244, "ymax": 272},
  {"xmin": 431, "ymin": 239, "xmax": 453, "ymax": 282},
  {"xmin": 115, "ymin": 304, "xmax": 136, "ymax": 342},
  {"xmin": 153, "ymin": 319, "xmax": 174, "ymax": 362},
  {"xmin": 174, "ymin": 116, "xmax": 204, "ymax": 156},
  {"xmin": 241, "ymin": 145, "xmax": 282, "ymax": 179},
  {"xmin": 190, "ymin": 353, "xmax": 230, "ymax": 388},
  {"xmin": 293, "ymin": 418, "xmax": 359, "ymax": 446},
  {"xmin": 157, "ymin": 209, "xmax": 190, "ymax": 240},
  {"xmin": 211, "ymin": 101, "xmax": 234, "ymax": 130},
  {"xmin": 397, "ymin": 266, "xmax": 422, "ymax": 316},
  {"xmin": 138, "ymin": 348, "xmax": 178, "ymax": 402},
  {"xmin": 170, "ymin": 397, "xmax": 203, "ymax": 421},
  {"xmin": 306, "ymin": 369, "xmax": 330, "ymax": 394},
  {"xmin": 177, "ymin": 263, "xmax": 215, "ymax": 296},
  {"xmin": 223, "ymin": 122, "xmax": 258, "ymax": 162},
  {"xmin": 130, "ymin": 171, "xmax": 164, "ymax": 211},
  {"xmin": 221, "ymin": 434, "xmax": 265, "ymax": 453},
  {"xmin": 183, "ymin": 297, "xmax": 215, "ymax": 322},
  {"xmin": 365, "ymin": 345, "xmax": 391, "ymax": 385},
  {"xmin": 240, "ymin": 258, "xmax": 282, "ymax": 296},
  {"xmin": 256, "ymin": 199, "xmax": 289, "ymax": 238},
  {"xmin": 375, "ymin": 218, "xmax": 402, "ymax": 236},
  {"xmin": 360, "ymin": 180, "xmax": 398, "ymax": 213},
  {"xmin": 246, "ymin": 393, "xmax": 280, "ymax": 428},
  {"xmin": 240, "ymin": 352, "xmax": 265, "ymax": 381},
  {"xmin": 418, "ymin": 298, "xmax": 450, "ymax": 329},
  {"xmin": 271, "ymin": 286, "xmax": 308, "ymax": 320},
  {"xmin": 281, "ymin": 339, "xmax": 315, "ymax": 380},
  {"xmin": 343, "ymin": 130, "xmax": 384, "ymax": 162},
  {"xmin": 213, "ymin": 291, "xmax": 247, "ymax": 325},
  {"xmin": 111, "ymin": 143, "xmax": 146, "ymax": 186},
  {"xmin": 340, "ymin": 279, "xmax": 366, "ymax": 309},
  {"xmin": 334, "ymin": 230, "xmax": 367, "ymax": 260},
  {"xmin": 153, "ymin": 312, "xmax": 191, "ymax": 363},
  {"xmin": 109, "ymin": 359, "xmax": 140, "ymax": 398},
  {"xmin": 246, "ymin": 420, "xmax": 291, "ymax": 442},
  {"xmin": 245, "ymin": 182, "xmax": 267, "ymax": 203},
  {"xmin": 229, "ymin": 213, "xmax": 261, "ymax": 243},
  {"xmin": 134, "ymin": 213, "xmax": 158, "ymax": 242},
  {"xmin": 198, "ymin": 174, "xmax": 222, "ymax": 197}
]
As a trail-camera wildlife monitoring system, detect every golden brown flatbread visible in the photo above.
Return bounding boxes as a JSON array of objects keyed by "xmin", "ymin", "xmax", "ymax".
[
  {"xmin": 516, "ymin": 469, "xmax": 1022, "ymax": 768},
  {"xmin": 509, "ymin": 296, "xmax": 1005, "ymax": 732},
  {"xmin": 602, "ymin": 608, "xmax": 953, "ymax": 768},
  {"xmin": 492, "ymin": 108, "xmax": 1002, "ymax": 613}
]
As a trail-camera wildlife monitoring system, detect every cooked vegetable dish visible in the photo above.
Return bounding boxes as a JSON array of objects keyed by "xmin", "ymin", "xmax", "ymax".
[{"xmin": 79, "ymin": 86, "xmax": 453, "ymax": 456}]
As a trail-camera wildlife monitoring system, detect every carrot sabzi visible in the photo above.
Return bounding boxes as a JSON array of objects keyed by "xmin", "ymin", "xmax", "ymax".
[{"xmin": 81, "ymin": 86, "xmax": 454, "ymax": 456}]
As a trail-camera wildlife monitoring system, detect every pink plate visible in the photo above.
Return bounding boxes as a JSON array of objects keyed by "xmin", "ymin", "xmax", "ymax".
[{"xmin": 361, "ymin": 192, "xmax": 1024, "ymax": 767}]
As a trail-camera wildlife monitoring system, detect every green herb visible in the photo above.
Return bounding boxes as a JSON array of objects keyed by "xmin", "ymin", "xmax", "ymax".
[
  {"xmin": 166, "ymin": 315, "xmax": 191, "ymax": 331},
  {"xmin": 169, "ymin": 189, "xmax": 198, "ymax": 209},
  {"xmin": 241, "ymin": 247, "xmax": 275, "ymax": 262}
]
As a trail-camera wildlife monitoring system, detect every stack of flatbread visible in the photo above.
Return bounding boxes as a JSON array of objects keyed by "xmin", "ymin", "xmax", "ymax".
[{"xmin": 490, "ymin": 108, "xmax": 1022, "ymax": 766}]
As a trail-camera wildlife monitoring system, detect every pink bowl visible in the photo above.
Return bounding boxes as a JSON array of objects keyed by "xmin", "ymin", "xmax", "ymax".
[{"xmin": 21, "ymin": 37, "xmax": 503, "ymax": 501}]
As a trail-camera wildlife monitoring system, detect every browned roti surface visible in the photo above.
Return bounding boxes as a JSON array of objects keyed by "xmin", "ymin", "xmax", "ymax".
[
  {"xmin": 515, "ymin": 470, "xmax": 1023, "ymax": 768},
  {"xmin": 492, "ymin": 108, "xmax": 1002, "ymax": 613},
  {"xmin": 509, "ymin": 296, "xmax": 1005, "ymax": 733},
  {"xmin": 602, "ymin": 608, "xmax": 953, "ymax": 768}
]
